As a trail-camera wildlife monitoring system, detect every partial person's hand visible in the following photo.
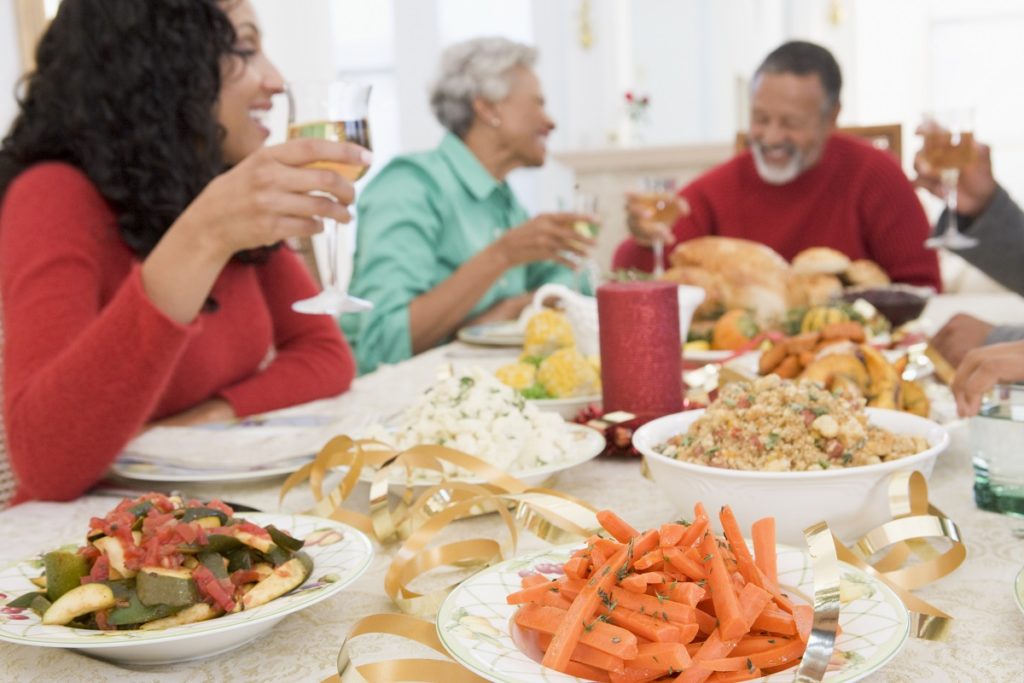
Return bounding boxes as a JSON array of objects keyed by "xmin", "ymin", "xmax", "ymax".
[
  {"xmin": 624, "ymin": 192, "xmax": 689, "ymax": 247},
  {"xmin": 178, "ymin": 138, "xmax": 373, "ymax": 260},
  {"xmin": 930, "ymin": 313, "xmax": 995, "ymax": 368},
  {"xmin": 912, "ymin": 122, "xmax": 997, "ymax": 217},
  {"xmin": 491, "ymin": 213, "xmax": 597, "ymax": 269},
  {"xmin": 952, "ymin": 340, "xmax": 1024, "ymax": 416}
]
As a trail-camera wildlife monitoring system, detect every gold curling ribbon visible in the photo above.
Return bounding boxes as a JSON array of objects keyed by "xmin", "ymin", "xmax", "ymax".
[
  {"xmin": 281, "ymin": 435, "xmax": 603, "ymax": 617},
  {"xmin": 837, "ymin": 470, "xmax": 964, "ymax": 641},
  {"xmin": 795, "ymin": 521, "xmax": 841, "ymax": 683},
  {"xmin": 329, "ymin": 613, "xmax": 489, "ymax": 683}
]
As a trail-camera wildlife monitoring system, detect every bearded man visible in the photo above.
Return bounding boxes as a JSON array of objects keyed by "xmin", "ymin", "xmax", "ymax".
[{"xmin": 613, "ymin": 40, "xmax": 941, "ymax": 291}]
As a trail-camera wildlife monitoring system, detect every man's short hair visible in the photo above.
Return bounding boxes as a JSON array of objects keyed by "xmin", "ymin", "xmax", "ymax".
[{"xmin": 754, "ymin": 41, "xmax": 842, "ymax": 112}]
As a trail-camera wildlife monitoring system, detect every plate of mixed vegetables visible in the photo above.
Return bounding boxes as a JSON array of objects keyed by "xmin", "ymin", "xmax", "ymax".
[{"xmin": 0, "ymin": 493, "xmax": 373, "ymax": 664}]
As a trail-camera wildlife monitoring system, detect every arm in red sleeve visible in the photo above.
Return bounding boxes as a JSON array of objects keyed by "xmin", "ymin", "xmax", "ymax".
[
  {"xmin": 1, "ymin": 165, "xmax": 198, "ymax": 500},
  {"xmin": 217, "ymin": 247, "xmax": 355, "ymax": 416},
  {"xmin": 857, "ymin": 156, "xmax": 943, "ymax": 291}
]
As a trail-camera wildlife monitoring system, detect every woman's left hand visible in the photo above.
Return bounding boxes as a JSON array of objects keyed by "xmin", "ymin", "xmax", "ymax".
[{"xmin": 951, "ymin": 340, "xmax": 1024, "ymax": 416}]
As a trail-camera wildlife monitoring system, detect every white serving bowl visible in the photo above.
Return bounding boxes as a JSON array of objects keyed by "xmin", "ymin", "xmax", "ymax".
[{"xmin": 633, "ymin": 408, "xmax": 949, "ymax": 545}]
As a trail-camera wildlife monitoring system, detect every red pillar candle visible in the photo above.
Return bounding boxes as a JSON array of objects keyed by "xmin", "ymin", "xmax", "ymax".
[{"xmin": 597, "ymin": 281, "xmax": 683, "ymax": 421}]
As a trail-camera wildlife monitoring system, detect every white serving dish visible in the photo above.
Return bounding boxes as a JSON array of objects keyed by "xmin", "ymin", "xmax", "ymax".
[{"xmin": 633, "ymin": 408, "xmax": 949, "ymax": 544}]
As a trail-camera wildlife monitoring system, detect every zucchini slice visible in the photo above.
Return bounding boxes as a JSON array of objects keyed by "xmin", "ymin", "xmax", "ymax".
[
  {"xmin": 138, "ymin": 602, "xmax": 221, "ymax": 630},
  {"xmin": 240, "ymin": 552, "xmax": 312, "ymax": 610},
  {"xmin": 42, "ymin": 583, "xmax": 116, "ymax": 625}
]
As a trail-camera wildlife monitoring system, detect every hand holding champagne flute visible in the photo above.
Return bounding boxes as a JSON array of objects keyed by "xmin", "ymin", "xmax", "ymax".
[
  {"xmin": 919, "ymin": 108, "xmax": 979, "ymax": 250},
  {"xmin": 629, "ymin": 177, "xmax": 683, "ymax": 277},
  {"xmin": 287, "ymin": 80, "xmax": 374, "ymax": 314}
]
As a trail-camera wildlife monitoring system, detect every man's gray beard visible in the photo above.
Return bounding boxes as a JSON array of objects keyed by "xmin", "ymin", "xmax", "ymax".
[{"xmin": 751, "ymin": 143, "xmax": 804, "ymax": 185}]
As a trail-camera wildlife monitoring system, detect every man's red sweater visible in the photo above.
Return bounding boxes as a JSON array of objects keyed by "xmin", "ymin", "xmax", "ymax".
[
  {"xmin": 0, "ymin": 163, "xmax": 355, "ymax": 503},
  {"xmin": 613, "ymin": 133, "xmax": 942, "ymax": 291}
]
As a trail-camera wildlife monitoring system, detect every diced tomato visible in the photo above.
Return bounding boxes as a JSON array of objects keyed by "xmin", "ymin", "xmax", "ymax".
[
  {"xmin": 78, "ymin": 544, "xmax": 101, "ymax": 561},
  {"xmin": 95, "ymin": 609, "xmax": 112, "ymax": 631},
  {"xmin": 193, "ymin": 565, "xmax": 236, "ymax": 612},
  {"xmin": 235, "ymin": 521, "xmax": 270, "ymax": 539},
  {"xmin": 83, "ymin": 555, "xmax": 110, "ymax": 584},
  {"xmin": 230, "ymin": 569, "xmax": 263, "ymax": 587},
  {"xmin": 205, "ymin": 499, "xmax": 234, "ymax": 517}
]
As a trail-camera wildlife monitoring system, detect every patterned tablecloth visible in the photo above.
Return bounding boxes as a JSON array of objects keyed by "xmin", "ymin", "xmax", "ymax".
[{"xmin": 1, "ymin": 330, "xmax": 1023, "ymax": 681}]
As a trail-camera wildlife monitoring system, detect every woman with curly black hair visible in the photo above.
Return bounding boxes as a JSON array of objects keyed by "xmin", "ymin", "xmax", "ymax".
[{"xmin": 0, "ymin": 0, "xmax": 371, "ymax": 502}]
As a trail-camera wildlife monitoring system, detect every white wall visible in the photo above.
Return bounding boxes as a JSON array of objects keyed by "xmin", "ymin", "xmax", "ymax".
[{"xmin": 0, "ymin": 1, "xmax": 23, "ymax": 136}]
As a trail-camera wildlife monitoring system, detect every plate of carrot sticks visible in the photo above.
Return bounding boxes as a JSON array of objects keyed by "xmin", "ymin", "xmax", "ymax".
[{"xmin": 436, "ymin": 505, "xmax": 909, "ymax": 683}]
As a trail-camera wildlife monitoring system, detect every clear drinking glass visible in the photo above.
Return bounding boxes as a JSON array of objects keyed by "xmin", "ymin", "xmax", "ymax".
[
  {"xmin": 921, "ymin": 108, "xmax": 978, "ymax": 251},
  {"xmin": 970, "ymin": 383, "xmax": 1024, "ymax": 516},
  {"xmin": 636, "ymin": 177, "xmax": 679, "ymax": 277},
  {"xmin": 287, "ymin": 80, "xmax": 374, "ymax": 315},
  {"xmin": 572, "ymin": 191, "xmax": 601, "ymax": 293}
]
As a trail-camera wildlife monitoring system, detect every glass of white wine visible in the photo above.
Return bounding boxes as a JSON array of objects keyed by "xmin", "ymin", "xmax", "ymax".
[
  {"xmin": 636, "ymin": 176, "xmax": 679, "ymax": 277},
  {"xmin": 921, "ymin": 108, "xmax": 978, "ymax": 251},
  {"xmin": 287, "ymin": 80, "xmax": 374, "ymax": 315}
]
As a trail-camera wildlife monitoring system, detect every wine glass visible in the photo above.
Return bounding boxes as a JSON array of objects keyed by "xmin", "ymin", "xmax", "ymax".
[
  {"xmin": 571, "ymin": 190, "xmax": 601, "ymax": 293},
  {"xmin": 920, "ymin": 108, "xmax": 978, "ymax": 250},
  {"xmin": 635, "ymin": 177, "xmax": 679, "ymax": 277},
  {"xmin": 286, "ymin": 80, "xmax": 374, "ymax": 315}
]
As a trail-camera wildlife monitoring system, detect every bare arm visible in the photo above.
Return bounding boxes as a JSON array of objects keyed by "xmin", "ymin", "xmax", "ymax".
[{"xmin": 408, "ymin": 212, "xmax": 594, "ymax": 353}]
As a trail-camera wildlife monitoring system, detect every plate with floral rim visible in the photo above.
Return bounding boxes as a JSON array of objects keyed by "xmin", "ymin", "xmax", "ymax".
[
  {"xmin": 0, "ymin": 513, "xmax": 374, "ymax": 665},
  {"xmin": 436, "ymin": 543, "xmax": 909, "ymax": 683}
]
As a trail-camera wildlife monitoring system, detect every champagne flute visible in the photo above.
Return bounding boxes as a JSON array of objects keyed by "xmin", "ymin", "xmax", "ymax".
[
  {"xmin": 921, "ymin": 108, "xmax": 978, "ymax": 250},
  {"xmin": 636, "ymin": 177, "xmax": 679, "ymax": 277},
  {"xmin": 572, "ymin": 190, "xmax": 601, "ymax": 293},
  {"xmin": 287, "ymin": 80, "xmax": 374, "ymax": 315}
]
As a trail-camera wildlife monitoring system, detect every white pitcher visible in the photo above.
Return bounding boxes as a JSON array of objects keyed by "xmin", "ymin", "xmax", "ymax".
[{"xmin": 528, "ymin": 284, "xmax": 706, "ymax": 357}]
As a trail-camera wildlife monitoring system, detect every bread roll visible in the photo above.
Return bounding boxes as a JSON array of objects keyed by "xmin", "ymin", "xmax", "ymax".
[
  {"xmin": 667, "ymin": 237, "xmax": 789, "ymax": 323},
  {"xmin": 787, "ymin": 272, "xmax": 844, "ymax": 308},
  {"xmin": 792, "ymin": 247, "xmax": 851, "ymax": 275},
  {"xmin": 844, "ymin": 259, "xmax": 891, "ymax": 287}
]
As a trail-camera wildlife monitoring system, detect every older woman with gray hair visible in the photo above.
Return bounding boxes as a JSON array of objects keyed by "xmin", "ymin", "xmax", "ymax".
[{"xmin": 342, "ymin": 37, "xmax": 594, "ymax": 373}]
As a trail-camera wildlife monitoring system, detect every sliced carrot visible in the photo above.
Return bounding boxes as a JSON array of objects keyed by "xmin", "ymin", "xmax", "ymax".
[
  {"xmin": 736, "ymin": 582, "xmax": 772, "ymax": 629},
  {"xmin": 662, "ymin": 547, "xmax": 706, "ymax": 581},
  {"xmin": 597, "ymin": 509, "xmax": 640, "ymax": 543},
  {"xmin": 516, "ymin": 603, "xmax": 638, "ymax": 659},
  {"xmin": 563, "ymin": 555, "xmax": 591, "ymax": 580},
  {"xmin": 700, "ymin": 532, "xmax": 745, "ymax": 641},
  {"xmin": 628, "ymin": 641, "xmax": 692, "ymax": 671},
  {"xmin": 729, "ymin": 635, "xmax": 792, "ymax": 656},
  {"xmin": 791, "ymin": 604, "xmax": 813, "ymax": 643},
  {"xmin": 707, "ymin": 667, "xmax": 763, "ymax": 682},
  {"xmin": 659, "ymin": 522, "xmax": 689, "ymax": 548},
  {"xmin": 699, "ymin": 637, "xmax": 806, "ymax": 671},
  {"xmin": 751, "ymin": 517, "xmax": 777, "ymax": 585},
  {"xmin": 563, "ymin": 659, "xmax": 612, "ymax": 682},
  {"xmin": 619, "ymin": 573, "xmax": 649, "ymax": 593},
  {"xmin": 543, "ymin": 530, "xmax": 658, "ymax": 672},
  {"xmin": 536, "ymin": 633, "xmax": 626, "ymax": 673},
  {"xmin": 607, "ymin": 586, "xmax": 696, "ymax": 624},
  {"xmin": 521, "ymin": 573, "xmax": 549, "ymax": 588},
  {"xmin": 673, "ymin": 621, "xmax": 701, "ymax": 644},
  {"xmin": 633, "ymin": 548, "xmax": 667, "ymax": 572},
  {"xmin": 673, "ymin": 630, "xmax": 737, "ymax": 683},
  {"xmin": 507, "ymin": 580, "xmax": 566, "ymax": 605},
  {"xmin": 750, "ymin": 606, "xmax": 797, "ymax": 636},
  {"xmin": 604, "ymin": 605, "xmax": 681, "ymax": 642},
  {"xmin": 608, "ymin": 668, "xmax": 665, "ymax": 683},
  {"xmin": 677, "ymin": 516, "xmax": 710, "ymax": 549},
  {"xmin": 651, "ymin": 580, "xmax": 705, "ymax": 606}
]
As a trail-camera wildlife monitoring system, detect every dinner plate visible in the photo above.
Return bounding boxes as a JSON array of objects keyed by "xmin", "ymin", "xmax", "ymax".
[
  {"xmin": 457, "ymin": 320, "xmax": 525, "ymax": 347},
  {"xmin": 358, "ymin": 424, "xmax": 606, "ymax": 489},
  {"xmin": 683, "ymin": 348, "xmax": 735, "ymax": 363},
  {"xmin": 528, "ymin": 394, "xmax": 601, "ymax": 420},
  {"xmin": 436, "ymin": 543, "xmax": 909, "ymax": 683},
  {"xmin": 1015, "ymin": 565, "xmax": 1024, "ymax": 616},
  {"xmin": 0, "ymin": 513, "xmax": 374, "ymax": 665},
  {"xmin": 110, "ymin": 454, "xmax": 314, "ymax": 484}
]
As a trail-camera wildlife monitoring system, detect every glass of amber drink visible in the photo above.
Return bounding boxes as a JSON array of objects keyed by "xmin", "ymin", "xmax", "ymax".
[
  {"xmin": 287, "ymin": 81, "xmax": 374, "ymax": 315},
  {"xmin": 921, "ymin": 108, "xmax": 978, "ymax": 251}
]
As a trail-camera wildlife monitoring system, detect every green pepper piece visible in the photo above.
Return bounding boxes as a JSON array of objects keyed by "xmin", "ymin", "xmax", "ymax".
[
  {"xmin": 265, "ymin": 525, "xmax": 304, "ymax": 553},
  {"xmin": 29, "ymin": 594, "xmax": 52, "ymax": 617},
  {"xmin": 181, "ymin": 507, "xmax": 229, "ymax": 525},
  {"xmin": 204, "ymin": 534, "xmax": 244, "ymax": 554},
  {"xmin": 43, "ymin": 551, "xmax": 90, "ymax": 602},
  {"xmin": 226, "ymin": 547, "xmax": 255, "ymax": 573},
  {"xmin": 107, "ymin": 586, "xmax": 182, "ymax": 626},
  {"xmin": 6, "ymin": 590, "xmax": 45, "ymax": 609},
  {"xmin": 197, "ymin": 551, "xmax": 229, "ymax": 580}
]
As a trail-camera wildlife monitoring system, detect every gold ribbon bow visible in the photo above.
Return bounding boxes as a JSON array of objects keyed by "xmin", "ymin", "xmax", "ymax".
[{"xmin": 281, "ymin": 436, "xmax": 602, "ymax": 617}]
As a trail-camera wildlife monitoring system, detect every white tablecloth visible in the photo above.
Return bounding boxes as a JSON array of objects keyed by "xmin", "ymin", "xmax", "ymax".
[{"xmin": 2, "ymin": 294, "xmax": 1024, "ymax": 681}]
